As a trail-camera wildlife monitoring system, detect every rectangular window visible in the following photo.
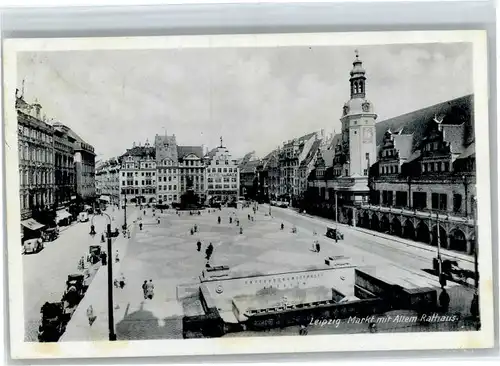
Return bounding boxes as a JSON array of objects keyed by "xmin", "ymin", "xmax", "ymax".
[
  {"xmin": 173, "ymin": 185, "xmax": 177, "ymax": 190},
  {"xmin": 432, "ymin": 193, "xmax": 439, "ymax": 209},
  {"xmin": 395, "ymin": 191, "xmax": 408, "ymax": 207},
  {"xmin": 453, "ymin": 194, "xmax": 462, "ymax": 213},
  {"xmin": 413, "ymin": 192, "xmax": 427, "ymax": 210},
  {"xmin": 122, "ymin": 180, "xmax": 126, "ymax": 186},
  {"xmin": 439, "ymin": 193, "xmax": 447, "ymax": 211}
]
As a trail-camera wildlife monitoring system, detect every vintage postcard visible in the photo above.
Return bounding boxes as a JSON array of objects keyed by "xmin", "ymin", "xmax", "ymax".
[{"xmin": 2, "ymin": 31, "xmax": 494, "ymax": 359}]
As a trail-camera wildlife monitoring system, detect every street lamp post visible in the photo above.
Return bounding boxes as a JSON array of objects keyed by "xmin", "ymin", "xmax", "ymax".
[
  {"xmin": 436, "ymin": 212, "xmax": 443, "ymax": 285},
  {"xmin": 91, "ymin": 212, "xmax": 117, "ymax": 341},
  {"xmin": 463, "ymin": 175, "xmax": 468, "ymax": 217},
  {"xmin": 122, "ymin": 190, "xmax": 127, "ymax": 230}
]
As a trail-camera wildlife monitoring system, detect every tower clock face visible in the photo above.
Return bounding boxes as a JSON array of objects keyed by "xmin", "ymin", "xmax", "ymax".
[{"xmin": 363, "ymin": 127, "xmax": 374, "ymax": 142}]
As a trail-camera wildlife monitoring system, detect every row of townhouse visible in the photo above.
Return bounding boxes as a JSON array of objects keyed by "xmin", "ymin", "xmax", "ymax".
[
  {"xmin": 117, "ymin": 135, "xmax": 240, "ymax": 206},
  {"xmin": 16, "ymin": 90, "xmax": 96, "ymax": 237},
  {"xmin": 237, "ymin": 130, "xmax": 334, "ymax": 204}
]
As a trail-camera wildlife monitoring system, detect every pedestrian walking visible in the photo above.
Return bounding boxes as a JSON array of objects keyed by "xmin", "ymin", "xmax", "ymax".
[
  {"xmin": 100, "ymin": 251, "xmax": 107, "ymax": 265},
  {"xmin": 197, "ymin": 240, "xmax": 202, "ymax": 252},
  {"xmin": 115, "ymin": 250, "xmax": 120, "ymax": 263},
  {"xmin": 229, "ymin": 217, "xmax": 233, "ymax": 224},
  {"xmin": 87, "ymin": 305, "xmax": 96, "ymax": 326},
  {"xmin": 218, "ymin": 216, "xmax": 221, "ymax": 224},
  {"xmin": 206, "ymin": 243, "xmax": 214, "ymax": 260},
  {"xmin": 194, "ymin": 224, "xmax": 198, "ymax": 232},
  {"xmin": 118, "ymin": 273, "xmax": 126, "ymax": 289},
  {"xmin": 157, "ymin": 218, "xmax": 160, "ymax": 224},
  {"xmin": 142, "ymin": 280, "xmax": 147, "ymax": 299},
  {"xmin": 240, "ymin": 227, "xmax": 243, "ymax": 235},
  {"xmin": 439, "ymin": 288, "xmax": 450, "ymax": 313},
  {"xmin": 190, "ymin": 228, "xmax": 194, "ymax": 235},
  {"xmin": 248, "ymin": 214, "xmax": 251, "ymax": 220},
  {"xmin": 315, "ymin": 241, "xmax": 321, "ymax": 253},
  {"xmin": 139, "ymin": 222, "xmax": 143, "ymax": 230},
  {"xmin": 101, "ymin": 233, "xmax": 105, "ymax": 243},
  {"xmin": 281, "ymin": 223, "xmax": 284, "ymax": 230}
]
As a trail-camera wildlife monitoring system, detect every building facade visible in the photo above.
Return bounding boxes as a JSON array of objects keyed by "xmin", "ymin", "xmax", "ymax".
[
  {"xmin": 155, "ymin": 133, "xmax": 180, "ymax": 205},
  {"xmin": 95, "ymin": 157, "xmax": 121, "ymax": 205},
  {"xmin": 358, "ymin": 94, "xmax": 476, "ymax": 254},
  {"xmin": 278, "ymin": 131, "xmax": 321, "ymax": 201},
  {"xmin": 53, "ymin": 123, "xmax": 76, "ymax": 208},
  {"xmin": 119, "ymin": 141, "xmax": 157, "ymax": 205},
  {"xmin": 178, "ymin": 146, "xmax": 205, "ymax": 203},
  {"xmin": 204, "ymin": 140, "xmax": 239, "ymax": 203},
  {"xmin": 16, "ymin": 94, "xmax": 56, "ymax": 222}
]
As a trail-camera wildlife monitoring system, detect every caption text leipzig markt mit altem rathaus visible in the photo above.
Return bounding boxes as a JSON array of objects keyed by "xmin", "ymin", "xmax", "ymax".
[{"xmin": 239, "ymin": 51, "xmax": 476, "ymax": 257}]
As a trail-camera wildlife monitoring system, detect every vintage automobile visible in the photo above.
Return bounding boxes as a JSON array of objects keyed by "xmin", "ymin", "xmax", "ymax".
[
  {"xmin": 89, "ymin": 244, "xmax": 102, "ymax": 257},
  {"xmin": 325, "ymin": 227, "xmax": 344, "ymax": 240},
  {"xmin": 78, "ymin": 211, "xmax": 89, "ymax": 222},
  {"xmin": 41, "ymin": 227, "xmax": 59, "ymax": 242},
  {"xmin": 23, "ymin": 238, "xmax": 44, "ymax": 254},
  {"xmin": 63, "ymin": 274, "xmax": 86, "ymax": 309},
  {"xmin": 278, "ymin": 201, "xmax": 289, "ymax": 208},
  {"xmin": 38, "ymin": 301, "xmax": 66, "ymax": 342}
]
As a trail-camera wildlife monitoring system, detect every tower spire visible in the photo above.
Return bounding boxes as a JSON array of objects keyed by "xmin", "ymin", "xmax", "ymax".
[
  {"xmin": 220, "ymin": 136, "xmax": 223, "ymax": 147},
  {"xmin": 350, "ymin": 50, "xmax": 366, "ymax": 98}
]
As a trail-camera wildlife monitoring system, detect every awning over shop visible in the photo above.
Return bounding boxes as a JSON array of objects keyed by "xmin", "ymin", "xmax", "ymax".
[
  {"xmin": 99, "ymin": 195, "xmax": 111, "ymax": 202},
  {"xmin": 21, "ymin": 218, "xmax": 45, "ymax": 231},
  {"xmin": 56, "ymin": 210, "xmax": 72, "ymax": 223}
]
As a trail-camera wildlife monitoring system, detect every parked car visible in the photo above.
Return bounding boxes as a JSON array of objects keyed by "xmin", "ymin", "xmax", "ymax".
[
  {"xmin": 78, "ymin": 212, "xmax": 89, "ymax": 222},
  {"xmin": 23, "ymin": 238, "xmax": 44, "ymax": 254},
  {"xmin": 278, "ymin": 201, "xmax": 289, "ymax": 208},
  {"xmin": 41, "ymin": 227, "xmax": 59, "ymax": 242}
]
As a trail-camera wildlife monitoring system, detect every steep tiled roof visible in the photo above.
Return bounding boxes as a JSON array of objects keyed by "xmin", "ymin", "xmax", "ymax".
[
  {"xmin": 177, "ymin": 145, "xmax": 203, "ymax": 159},
  {"xmin": 300, "ymin": 139, "xmax": 322, "ymax": 167},
  {"xmin": 375, "ymin": 94, "xmax": 473, "ymax": 152},
  {"xmin": 121, "ymin": 146, "xmax": 155, "ymax": 158},
  {"xmin": 328, "ymin": 133, "xmax": 342, "ymax": 150},
  {"xmin": 240, "ymin": 160, "xmax": 261, "ymax": 173},
  {"xmin": 297, "ymin": 131, "xmax": 318, "ymax": 143},
  {"xmin": 204, "ymin": 147, "xmax": 219, "ymax": 160}
]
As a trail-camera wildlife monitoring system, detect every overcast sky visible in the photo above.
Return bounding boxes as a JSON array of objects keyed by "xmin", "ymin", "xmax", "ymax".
[{"xmin": 17, "ymin": 42, "xmax": 472, "ymax": 161}]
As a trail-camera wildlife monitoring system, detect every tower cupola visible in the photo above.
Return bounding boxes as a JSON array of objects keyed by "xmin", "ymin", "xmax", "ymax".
[{"xmin": 349, "ymin": 50, "xmax": 366, "ymax": 98}]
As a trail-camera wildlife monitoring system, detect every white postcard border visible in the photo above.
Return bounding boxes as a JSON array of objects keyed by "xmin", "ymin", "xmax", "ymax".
[{"xmin": 3, "ymin": 30, "xmax": 494, "ymax": 359}]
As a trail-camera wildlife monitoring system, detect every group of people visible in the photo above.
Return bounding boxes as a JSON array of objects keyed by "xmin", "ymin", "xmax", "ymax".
[{"xmin": 142, "ymin": 279, "xmax": 155, "ymax": 300}]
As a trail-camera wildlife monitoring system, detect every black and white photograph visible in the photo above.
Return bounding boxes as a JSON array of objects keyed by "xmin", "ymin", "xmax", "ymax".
[{"xmin": 2, "ymin": 31, "xmax": 494, "ymax": 358}]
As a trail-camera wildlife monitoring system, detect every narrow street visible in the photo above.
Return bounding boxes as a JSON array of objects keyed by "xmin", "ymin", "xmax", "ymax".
[{"xmin": 22, "ymin": 207, "xmax": 131, "ymax": 341}]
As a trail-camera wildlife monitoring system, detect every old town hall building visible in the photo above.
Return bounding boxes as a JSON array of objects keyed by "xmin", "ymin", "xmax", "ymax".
[{"xmin": 307, "ymin": 52, "xmax": 476, "ymax": 255}]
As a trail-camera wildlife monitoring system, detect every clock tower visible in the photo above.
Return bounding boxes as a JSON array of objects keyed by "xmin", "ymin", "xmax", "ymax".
[{"xmin": 340, "ymin": 50, "xmax": 377, "ymax": 177}]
